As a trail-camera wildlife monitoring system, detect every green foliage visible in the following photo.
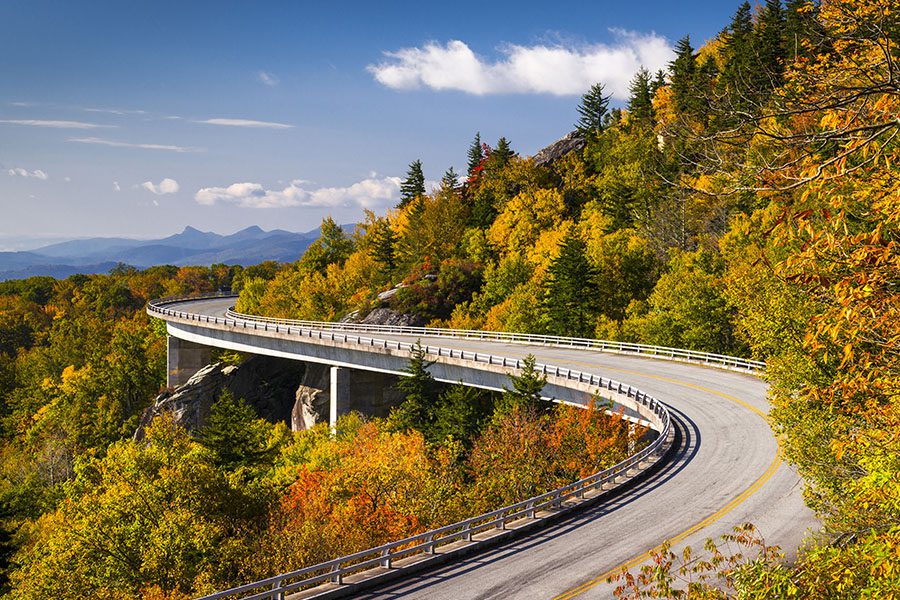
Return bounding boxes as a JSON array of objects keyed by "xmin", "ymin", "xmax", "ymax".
[
  {"xmin": 399, "ymin": 159, "xmax": 426, "ymax": 208},
  {"xmin": 627, "ymin": 67, "xmax": 654, "ymax": 125},
  {"xmin": 297, "ymin": 217, "xmax": 354, "ymax": 275},
  {"xmin": 498, "ymin": 354, "xmax": 547, "ymax": 415},
  {"xmin": 575, "ymin": 82, "xmax": 611, "ymax": 136},
  {"xmin": 389, "ymin": 343, "xmax": 443, "ymax": 434},
  {"xmin": 391, "ymin": 260, "xmax": 483, "ymax": 322},
  {"xmin": 543, "ymin": 230, "xmax": 599, "ymax": 338},
  {"xmin": 194, "ymin": 391, "xmax": 281, "ymax": 472},
  {"xmin": 466, "ymin": 132, "xmax": 484, "ymax": 180}
]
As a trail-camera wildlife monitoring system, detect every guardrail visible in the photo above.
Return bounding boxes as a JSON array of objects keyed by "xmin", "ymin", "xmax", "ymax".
[
  {"xmin": 145, "ymin": 293, "xmax": 681, "ymax": 600},
  {"xmin": 148, "ymin": 293, "xmax": 764, "ymax": 373}
]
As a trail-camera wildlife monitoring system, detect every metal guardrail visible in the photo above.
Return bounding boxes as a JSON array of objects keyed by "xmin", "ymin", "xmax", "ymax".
[
  {"xmin": 148, "ymin": 292, "xmax": 765, "ymax": 373},
  {"xmin": 145, "ymin": 293, "xmax": 689, "ymax": 600}
]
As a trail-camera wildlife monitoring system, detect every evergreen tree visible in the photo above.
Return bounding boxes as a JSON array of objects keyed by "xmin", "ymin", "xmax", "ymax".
[
  {"xmin": 194, "ymin": 390, "xmax": 275, "ymax": 471},
  {"xmin": 489, "ymin": 137, "xmax": 514, "ymax": 170},
  {"xmin": 398, "ymin": 159, "xmax": 426, "ymax": 208},
  {"xmin": 497, "ymin": 354, "xmax": 547, "ymax": 415},
  {"xmin": 466, "ymin": 132, "xmax": 484, "ymax": 180},
  {"xmin": 543, "ymin": 230, "xmax": 599, "ymax": 338},
  {"xmin": 369, "ymin": 217, "xmax": 397, "ymax": 281},
  {"xmin": 650, "ymin": 69, "xmax": 667, "ymax": 96},
  {"xmin": 627, "ymin": 67, "xmax": 654, "ymax": 124},
  {"xmin": 441, "ymin": 166, "xmax": 460, "ymax": 191},
  {"xmin": 575, "ymin": 82, "xmax": 611, "ymax": 136},
  {"xmin": 669, "ymin": 36, "xmax": 698, "ymax": 116},
  {"xmin": 392, "ymin": 342, "xmax": 442, "ymax": 432},
  {"xmin": 719, "ymin": 1, "xmax": 754, "ymax": 108},
  {"xmin": 755, "ymin": 0, "xmax": 786, "ymax": 89}
]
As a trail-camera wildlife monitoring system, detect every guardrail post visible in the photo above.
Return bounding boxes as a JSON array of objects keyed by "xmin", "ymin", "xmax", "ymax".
[
  {"xmin": 381, "ymin": 548, "xmax": 391, "ymax": 568},
  {"xmin": 272, "ymin": 578, "xmax": 284, "ymax": 600},
  {"xmin": 330, "ymin": 564, "xmax": 343, "ymax": 584}
]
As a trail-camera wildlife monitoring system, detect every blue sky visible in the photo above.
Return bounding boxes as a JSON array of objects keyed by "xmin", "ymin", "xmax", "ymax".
[{"xmin": 0, "ymin": 0, "xmax": 740, "ymax": 244}]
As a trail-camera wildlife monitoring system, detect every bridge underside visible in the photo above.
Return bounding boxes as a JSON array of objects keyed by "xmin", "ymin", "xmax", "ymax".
[{"xmin": 165, "ymin": 321, "xmax": 655, "ymax": 429}]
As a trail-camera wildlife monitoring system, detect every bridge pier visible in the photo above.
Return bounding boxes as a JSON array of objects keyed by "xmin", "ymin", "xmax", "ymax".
[
  {"xmin": 329, "ymin": 366, "xmax": 351, "ymax": 428},
  {"xmin": 167, "ymin": 336, "xmax": 212, "ymax": 388}
]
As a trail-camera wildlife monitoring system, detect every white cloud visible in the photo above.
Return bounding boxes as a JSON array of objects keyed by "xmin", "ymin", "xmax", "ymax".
[
  {"xmin": 141, "ymin": 178, "xmax": 180, "ymax": 195},
  {"xmin": 69, "ymin": 137, "xmax": 201, "ymax": 153},
  {"xmin": 196, "ymin": 118, "xmax": 293, "ymax": 129},
  {"xmin": 7, "ymin": 167, "xmax": 48, "ymax": 180},
  {"xmin": 258, "ymin": 71, "xmax": 279, "ymax": 86},
  {"xmin": 113, "ymin": 181, "xmax": 121, "ymax": 192},
  {"xmin": 0, "ymin": 119, "xmax": 112, "ymax": 129},
  {"xmin": 195, "ymin": 176, "xmax": 401, "ymax": 209},
  {"xmin": 84, "ymin": 107, "xmax": 147, "ymax": 115},
  {"xmin": 367, "ymin": 30, "xmax": 673, "ymax": 99},
  {"xmin": 64, "ymin": 176, "xmax": 71, "ymax": 182}
]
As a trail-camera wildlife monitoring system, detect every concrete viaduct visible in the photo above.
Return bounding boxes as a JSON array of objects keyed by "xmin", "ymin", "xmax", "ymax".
[{"xmin": 149, "ymin": 294, "xmax": 816, "ymax": 600}]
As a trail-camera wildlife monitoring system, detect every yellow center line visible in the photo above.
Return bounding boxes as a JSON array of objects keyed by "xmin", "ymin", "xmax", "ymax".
[{"xmin": 551, "ymin": 363, "xmax": 781, "ymax": 600}]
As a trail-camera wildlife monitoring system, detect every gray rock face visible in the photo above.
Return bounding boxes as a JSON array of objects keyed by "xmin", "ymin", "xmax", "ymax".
[
  {"xmin": 135, "ymin": 355, "xmax": 305, "ymax": 440},
  {"xmin": 292, "ymin": 362, "xmax": 331, "ymax": 431},
  {"xmin": 532, "ymin": 131, "xmax": 586, "ymax": 167},
  {"xmin": 358, "ymin": 307, "xmax": 427, "ymax": 328}
]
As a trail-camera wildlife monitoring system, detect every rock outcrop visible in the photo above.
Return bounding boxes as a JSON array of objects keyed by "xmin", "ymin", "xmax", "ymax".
[
  {"xmin": 358, "ymin": 308, "xmax": 427, "ymax": 327},
  {"xmin": 532, "ymin": 131, "xmax": 586, "ymax": 167},
  {"xmin": 135, "ymin": 355, "xmax": 305, "ymax": 440}
]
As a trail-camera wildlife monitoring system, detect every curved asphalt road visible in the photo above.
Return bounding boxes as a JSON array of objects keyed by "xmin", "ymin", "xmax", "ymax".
[{"xmin": 171, "ymin": 298, "xmax": 817, "ymax": 599}]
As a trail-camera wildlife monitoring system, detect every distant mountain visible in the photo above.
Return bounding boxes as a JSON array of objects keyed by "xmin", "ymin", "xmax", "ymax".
[{"xmin": 0, "ymin": 225, "xmax": 344, "ymax": 281}]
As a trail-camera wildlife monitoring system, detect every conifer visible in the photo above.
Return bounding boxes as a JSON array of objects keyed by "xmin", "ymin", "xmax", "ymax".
[
  {"xmin": 575, "ymin": 82, "xmax": 610, "ymax": 136},
  {"xmin": 398, "ymin": 159, "xmax": 425, "ymax": 208}
]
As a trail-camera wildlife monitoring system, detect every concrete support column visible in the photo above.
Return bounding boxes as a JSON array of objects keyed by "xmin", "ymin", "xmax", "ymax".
[
  {"xmin": 167, "ymin": 336, "xmax": 212, "ymax": 388},
  {"xmin": 329, "ymin": 366, "xmax": 351, "ymax": 428}
]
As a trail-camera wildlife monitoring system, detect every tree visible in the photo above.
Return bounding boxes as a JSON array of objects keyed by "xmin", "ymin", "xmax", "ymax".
[
  {"xmin": 627, "ymin": 67, "xmax": 654, "ymax": 124},
  {"xmin": 668, "ymin": 36, "xmax": 697, "ymax": 116},
  {"xmin": 194, "ymin": 390, "xmax": 278, "ymax": 471},
  {"xmin": 390, "ymin": 343, "xmax": 443, "ymax": 432},
  {"xmin": 575, "ymin": 83, "xmax": 611, "ymax": 136},
  {"xmin": 490, "ymin": 137, "xmax": 514, "ymax": 169},
  {"xmin": 398, "ymin": 159, "xmax": 425, "ymax": 208},
  {"xmin": 369, "ymin": 217, "xmax": 398, "ymax": 282},
  {"xmin": 498, "ymin": 354, "xmax": 547, "ymax": 414},
  {"xmin": 543, "ymin": 230, "xmax": 599, "ymax": 338},
  {"xmin": 466, "ymin": 132, "xmax": 484, "ymax": 181},
  {"xmin": 441, "ymin": 166, "xmax": 460, "ymax": 192},
  {"xmin": 754, "ymin": 0, "xmax": 786, "ymax": 90},
  {"xmin": 298, "ymin": 217, "xmax": 354, "ymax": 275}
]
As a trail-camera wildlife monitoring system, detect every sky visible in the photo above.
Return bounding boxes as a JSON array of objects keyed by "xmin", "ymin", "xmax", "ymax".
[{"xmin": 0, "ymin": 0, "xmax": 741, "ymax": 245}]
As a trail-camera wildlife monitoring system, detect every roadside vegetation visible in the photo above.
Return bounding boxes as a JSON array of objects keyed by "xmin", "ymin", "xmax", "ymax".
[{"xmin": 0, "ymin": 0, "xmax": 896, "ymax": 596}]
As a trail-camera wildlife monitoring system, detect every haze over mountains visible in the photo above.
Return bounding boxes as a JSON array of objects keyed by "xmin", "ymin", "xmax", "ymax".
[{"xmin": 0, "ymin": 225, "xmax": 335, "ymax": 280}]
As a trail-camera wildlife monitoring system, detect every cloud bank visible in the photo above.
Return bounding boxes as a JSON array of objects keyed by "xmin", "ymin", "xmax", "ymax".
[
  {"xmin": 195, "ymin": 176, "xmax": 401, "ymax": 209},
  {"xmin": 367, "ymin": 30, "xmax": 673, "ymax": 99},
  {"xmin": 196, "ymin": 118, "xmax": 293, "ymax": 129},
  {"xmin": 142, "ymin": 178, "xmax": 180, "ymax": 195},
  {"xmin": 7, "ymin": 167, "xmax": 48, "ymax": 180}
]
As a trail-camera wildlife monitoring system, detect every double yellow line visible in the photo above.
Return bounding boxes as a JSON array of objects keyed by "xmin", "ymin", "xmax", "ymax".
[{"xmin": 552, "ymin": 366, "xmax": 782, "ymax": 600}]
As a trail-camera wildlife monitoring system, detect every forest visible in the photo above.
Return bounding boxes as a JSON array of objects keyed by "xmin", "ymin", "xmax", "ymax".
[{"xmin": 0, "ymin": 0, "xmax": 897, "ymax": 596}]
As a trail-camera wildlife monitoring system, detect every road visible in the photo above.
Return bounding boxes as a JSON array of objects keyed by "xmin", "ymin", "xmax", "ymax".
[{"xmin": 165, "ymin": 297, "xmax": 817, "ymax": 599}]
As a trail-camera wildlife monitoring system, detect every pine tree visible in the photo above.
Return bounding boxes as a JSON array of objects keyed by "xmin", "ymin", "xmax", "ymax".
[
  {"xmin": 650, "ymin": 69, "xmax": 667, "ymax": 96},
  {"xmin": 575, "ymin": 82, "xmax": 610, "ymax": 136},
  {"xmin": 719, "ymin": 2, "xmax": 754, "ymax": 106},
  {"xmin": 627, "ymin": 67, "xmax": 654, "ymax": 124},
  {"xmin": 497, "ymin": 354, "xmax": 547, "ymax": 415},
  {"xmin": 369, "ymin": 217, "xmax": 397, "ymax": 281},
  {"xmin": 489, "ymin": 137, "xmax": 514, "ymax": 169},
  {"xmin": 755, "ymin": 0, "xmax": 786, "ymax": 89},
  {"xmin": 466, "ymin": 132, "xmax": 484, "ymax": 180},
  {"xmin": 195, "ymin": 390, "xmax": 275, "ymax": 471},
  {"xmin": 543, "ymin": 230, "xmax": 599, "ymax": 338},
  {"xmin": 441, "ymin": 166, "xmax": 460, "ymax": 191},
  {"xmin": 392, "ymin": 342, "xmax": 442, "ymax": 431},
  {"xmin": 398, "ymin": 159, "xmax": 425, "ymax": 208},
  {"xmin": 669, "ymin": 36, "xmax": 698, "ymax": 116}
]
